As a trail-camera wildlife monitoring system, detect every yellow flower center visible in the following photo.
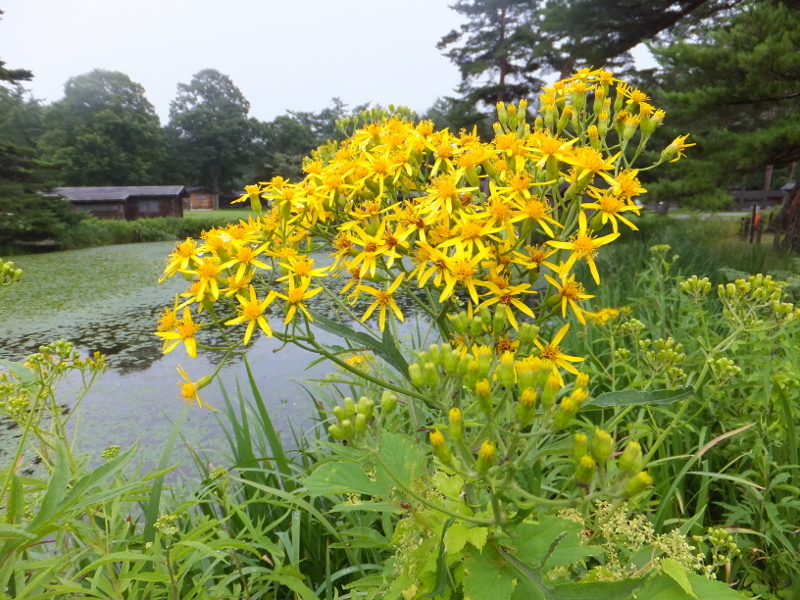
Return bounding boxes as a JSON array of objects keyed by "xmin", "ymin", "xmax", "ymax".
[{"xmin": 288, "ymin": 289, "xmax": 305, "ymax": 304}]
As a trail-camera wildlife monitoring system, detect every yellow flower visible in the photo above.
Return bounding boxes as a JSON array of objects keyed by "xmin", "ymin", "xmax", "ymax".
[
  {"xmin": 157, "ymin": 308, "xmax": 202, "ymax": 358},
  {"xmin": 477, "ymin": 280, "xmax": 536, "ymax": 330},
  {"xmin": 276, "ymin": 277, "xmax": 322, "ymax": 324},
  {"xmin": 225, "ymin": 285, "xmax": 276, "ymax": 345},
  {"xmin": 440, "ymin": 247, "xmax": 490, "ymax": 304},
  {"xmin": 182, "ymin": 257, "xmax": 224, "ymax": 302},
  {"xmin": 357, "ymin": 273, "xmax": 405, "ymax": 331},
  {"xmin": 161, "ymin": 238, "xmax": 200, "ymax": 281},
  {"xmin": 544, "ymin": 272, "xmax": 594, "ymax": 325},
  {"xmin": 582, "ymin": 188, "xmax": 641, "ymax": 233},
  {"xmin": 534, "ymin": 324, "xmax": 584, "ymax": 376},
  {"xmin": 547, "ymin": 212, "xmax": 619, "ymax": 284},
  {"xmin": 177, "ymin": 365, "xmax": 215, "ymax": 411}
]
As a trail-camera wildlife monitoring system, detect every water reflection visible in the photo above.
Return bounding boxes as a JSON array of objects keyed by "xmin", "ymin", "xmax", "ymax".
[{"xmin": 0, "ymin": 241, "xmax": 431, "ymax": 468}]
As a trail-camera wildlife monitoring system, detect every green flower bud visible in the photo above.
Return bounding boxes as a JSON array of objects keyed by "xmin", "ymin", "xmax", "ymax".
[
  {"xmin": 476, "ymin": 441, "xmax": 495, "ymax": 473},
  {"xmin": 357, "ymin": 396, "xmax": 374, "ymax": 420},
  {"xmin": 380, "ymin": 391, "xmax": 397, "ymax": 413},
  {"xmin": 354, "ymin": 413, "xmax": 368, "ymax": 433},
  {"xmin": 591, "ymin": 429, "xmax": 614, "ymax": 463},
  {"xmin": 475, "ymin": 379, "xmax": 493, "ymax": 414},
  {"xmin": 450, "ymin": 311, "xmax": 469, "ymax": 335},
  {"xmin": 409, "ymin": 364, "xmax": 425, "ymax": 387},
  {"xmin": 465, "ymin": 360, "xmax": 481, "ymax": 386},
  {"xmin": 625, "ymin": 470, "xmax": 653, "ymax": 497},
  {"xmin": 423, "ymin": 362, "xmax": 439, "ymax": 387},
  {"xmin": 519, "ymin": 323, "xmax": 539, "ymax": 344},
  {"xmin": 448, "ymin": 408, "xmax": 463, "ymax": 442},
  {"xmin": 470, "ymin": 317, "xmax": 484, "ymax": 338},
  {"xmin": 457, "ymin": 355, "xmax": 471, "ymax": 377},
  {"xmin": 343, "ymin": 397, "xmax": 356, "ymax": 418},
  {"xmin": 430, "ymin": 430, "xmax": 452, "ymax": 464},
  {"xmin": 333, "ymin": 405, "xmax": 346, "ymax": 423},
  {"xmin": 553, "ymin": 396, "xmax": 579, "ymax": 430},
  {"xmin": 575, "ymin": 454, "xmax": 596, "ymax": 484},
  {"xmin": 477, "ymin": 347, "xmax": 493, "ymax": 378},
  {"xmin": 497, "ymin": 352, "xmax": 516, "ymax": 387},
  {"xmin": 540, "ymin": 372, "xmax": 560, "ymax": 408},
  {"xmin": 516, "ymin": 361, "xmax": 536, "ymax": 393},
  {"xmin": 341, "ymin": 419, "xmax": 354, "ymax": 439},
  {"xmin": 328, "ymin": 423, "xmax": 345, "ymax": 440},
  {"xmin": 428, "ymin": 344, "xmax": 441, "ymax": 366},
  {"xmin": 479, "ymin": 306, "xmax": 492, "ymax": 325},
  {"xmin": 619, "ymin": 441, "xmax": 643, "ymax": 474},
  {"xmin": 493, "ymin": 308, "xmax": 508, "ymax": 335},
  {"xmin": 573, "ymin": 433, "xmax": 589, "ymax": 462},
  {"xmin": 443, "ymin": 348, "xmax": 461, "ymax": 374}
]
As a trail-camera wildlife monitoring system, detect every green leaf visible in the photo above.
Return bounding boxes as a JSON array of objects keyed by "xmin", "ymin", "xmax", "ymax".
[
  {"xmin": 27, "ymin": 440, "xmax": 70, "ymax": 532},
  {"xmin": 304, "ymin": 461, "xmax": 391, "ymax": 498},
  {"xmin": 550, "ymin": 578, "xmax": 647, "ymax": 600},
  {"xmin": 463, "ymin": 545, "xmax": 517, "ymax": 600},
  {"xmin": 632, "ymin": 571, "xmax": 745, "ymax": 600},
  {"xmin": 0, "ymin": 359, "xmax": 37, "ymax": 387},
  {"xmin": 376, "ymin": 432, "xmax": 424, "ymax": 487},
  {"xmin": 512, "ymin": 518, "xmax": 600, "ymax": 570},
  {"xmin": 662, "ymin": 559, "xmax": 697, "ymax": 599},
  {"xmin": 468, "ymin": 526, "xmax": 489, "ymax": 550},
  {"xmin": 444, "ymin": 521, "xmax": 470, "ymax": 556},
  {"xmin": 685, "ymin": 572, "xmax": 747, "ymax": 599},
  {"xmin": 584, "ymin": 387, "xmax": 694, "ymax": 409},
  {"xmin": 310, "ymin": 310, "xmax": 409, "ymax": 375}
]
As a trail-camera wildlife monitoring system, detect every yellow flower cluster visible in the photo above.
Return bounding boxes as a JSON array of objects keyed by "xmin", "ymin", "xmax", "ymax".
[{"xmin": 157, "ymin": 69, "xmax": 687, "ymax": 395}]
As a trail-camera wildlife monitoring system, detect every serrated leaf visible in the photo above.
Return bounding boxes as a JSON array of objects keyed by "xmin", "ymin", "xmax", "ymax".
[
  {"xmin": 468, "ymin": 526, "xmax": 489, "ymax": 550},
  {"xmin": 304, "ymin": 461, "xmax": 391, "ymax": 498},
  {"xmin": 376, "ymin": 432, "xmax": 424, "ymax": 487},
  {"xmin": 662, "ymin": 559, "xmax": 697, "ymax": 598},
  {"xmin": 463, "ymin": 545, "xmax": 517, "ymax": 600},
  {"xmin": 511, "ymin": 518, "xmax": 598, "ymax": 570},
  {"xmin": 444, "ymin": 522, "xmax": 470, "ymax": 555},
  {"xmin": 584, "ymin": 387, "xmax": 694, "ymax": 409},
  {"xmin": 550, "ymin": 578, "xmax": 647, "ymax": 600}
]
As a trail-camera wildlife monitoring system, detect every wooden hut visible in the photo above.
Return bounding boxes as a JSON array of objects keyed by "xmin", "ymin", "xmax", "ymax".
[
  {"xmin": 185, "ymin": 187, "xmax": 219, "ymax": 210},
  {"xmin": 58, "ymin": 186, "xmax": 187, "ymax": 220}
]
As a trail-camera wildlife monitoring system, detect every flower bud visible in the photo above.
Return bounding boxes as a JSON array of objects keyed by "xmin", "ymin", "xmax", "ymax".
[
  {"xmin": 619, "ymin": 441, "xmax": 643, "ymax": 474},
  {"xmin": 477, "ymin": 346, "xmax": 493, "ymax": 378},
  {"xmin": 450, "ymin": 311, "xmax": 469, "ymax": 335},
  {"xmin": 423, "ymin": 362, "xmax": 439, "ymax": 387},
  {"xmin": 457, "ymin": 355, "xmax": 471, "ymax": 377},
  {"xmin": 591, "ymin": 429, "xmax": 614, "ymax": 463},
  {"xmin": 427, "ymin": 344, "xmax": 441, "ymax": 366},
  {"xmin": 476, "ymin": 441, "xmax": 495, "ymax": 473},
  {"xmin": 328, "ymin": 423, "xmax": 345, "ymax": 440},
  {"xmin": 341, "ymin": 419, "xmax": 354, "ymax": 439},
  {"xmin": 430, "ymin": 430, "xmax": 452, "ymax": 464},
  {"xmin": 479, "ymin": 306, "xmax": 492, "ymax": 325},
  {"xmin": 470, "ymin": 317, "xmax": 484, "ymax": 338},
  {"xmin": 540, "ymin": 372, "xmax": 560, "ymax": 408},
  {"xmin": 625, "ymin": 470, "xmax": 653, "ymax": 497},
  {"xmin": 497, "ymin": 352, "xmax": 516, "ymax": 387},
  {"xmin": 575, "ymin": 372, "xmax": 589, "ymax": 388},
  {"xmin": 465, "ymin": 360, "xmax": 481, "ymax": 387},
  {"xmin": 516, "ymin": 361, "xmax": 536, "ymax": 392},
  {"xmin": 443, "ymin": 347, "xmax": 460, "ymax": 374},
  {"xmin": 553, "ymin": 396, "xmax": 579, "ymax": 430},
  {"xmin": 448, "ymin": 407, "xmax": 463, "ymax": 442},
  {"xmin": 409, "ymin": 363, "xmax": 425, "ymax": 387},
  {"xmin": 476, "ymin": 379, "xmax": 493, "ymax": 414},
  {"xmin": 519, "ymin": 323, "xmax": 539, "ymax": 344},
  {"xmin": 357, "ymin": 396, "xmax": 374, "ymax": 420},
  {"xmin": 573, "ymin": 433, "xmax": 588, "ymax": 462},
  {"xmin": 343, "ymin": 397, "xmax": 356, "ymax": 418},
  {"xmin": 354, "ymin": 413, "xmax": 368, "ymax": 433},
  {"xmin": 333, "ymin": 405, "xmax": 346, "ymax": 423},
  {"xmin": 574, "ymin": 454, "xmax": 596, "ymax": 484},
  {"xmin": 380, "ymin": 391, "xmax": 397, "ymax": 412},
  {"xmin": 492, "ymin": 308, "xmax": 508, "ymax": 335},
  {"xmin": 517, "ymin": 387, "xmax": 538, "ymax": 424}
]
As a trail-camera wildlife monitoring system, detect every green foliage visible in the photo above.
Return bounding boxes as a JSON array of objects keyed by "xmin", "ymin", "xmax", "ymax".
[
  {"xmin": 38, "ymin": 69, "xmax": 167, "ymax": 186},
  {"xmin": 648, "ymin": 1, "xmax": 800, "ymax": 207},
  {"xmin": 0, "ymin": 143, "xmax": 84, "ymax": 247},
  {"xmin": 167, "ymin": 69, "xmax": 255, "ymax": 192}
]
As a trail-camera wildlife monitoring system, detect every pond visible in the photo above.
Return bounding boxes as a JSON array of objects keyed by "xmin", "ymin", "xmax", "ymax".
[{"xmin": 0, "ymin": 241, "xmax": 417, "ymax": 472}]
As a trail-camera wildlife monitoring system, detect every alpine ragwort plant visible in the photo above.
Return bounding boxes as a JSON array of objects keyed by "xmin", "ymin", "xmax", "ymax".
[{"xmin": 155, "ymin": 70, "xmax": 745, "ymax": 598}]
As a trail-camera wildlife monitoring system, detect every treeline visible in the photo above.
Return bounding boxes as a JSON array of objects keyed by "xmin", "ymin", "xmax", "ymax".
[{"xmin": 0, "ymin": 68, "xmax": 367, "ymax": 193}]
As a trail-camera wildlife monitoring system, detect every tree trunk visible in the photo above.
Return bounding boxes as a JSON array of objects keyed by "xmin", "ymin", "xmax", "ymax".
[{"xmin": 784, "ymin": 185, "xmax": 800, "ymax": 252}]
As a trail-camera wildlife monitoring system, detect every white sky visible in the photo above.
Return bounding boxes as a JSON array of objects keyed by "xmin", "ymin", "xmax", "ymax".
[{"xmin": 0, "ymin": 0, "xmax": 657, "ymax": 124}]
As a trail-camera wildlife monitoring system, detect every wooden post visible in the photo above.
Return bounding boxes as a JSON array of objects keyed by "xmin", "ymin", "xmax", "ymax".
[{"xmin": 749, "ymin": 205, "xmax": 756, "ymax": 244}]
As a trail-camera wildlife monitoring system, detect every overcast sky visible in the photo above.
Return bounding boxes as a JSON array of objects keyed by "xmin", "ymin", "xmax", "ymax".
[
  {"xmin": 0, "ymin": 1, "xmax": 657, "ymax": 124},
  {"xmin": 0, "ymin": 0, "xmax": 468, "ymax": 123}
]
